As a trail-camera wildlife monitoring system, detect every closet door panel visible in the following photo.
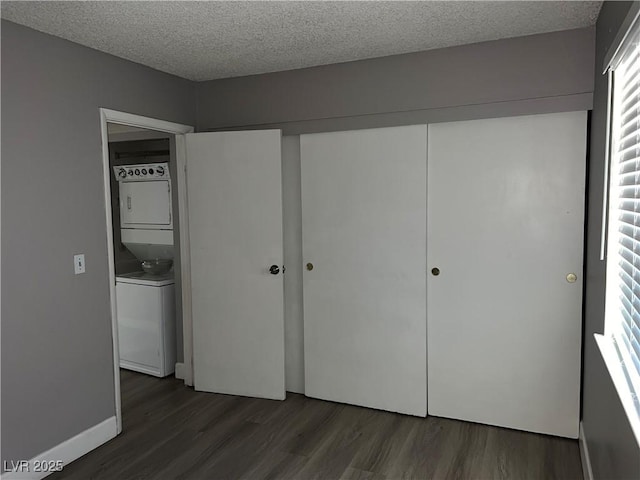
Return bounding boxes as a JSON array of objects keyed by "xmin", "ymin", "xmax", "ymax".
[
  {"xmin": 427, "ymin": 112, "xmax": 586, "ymax": 438},
  {"xmin": 187, "ymin": 130, "xmax": 285, "ymax": 400},
  {"xmin": 301, "ymin": 125, "xmax": 427, "ymax": 416}
]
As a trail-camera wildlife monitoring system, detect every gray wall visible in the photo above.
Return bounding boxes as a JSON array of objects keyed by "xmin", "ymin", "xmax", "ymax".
[
  {"xmin": 583, "ymin": 2, "xmax": 640, "ymax": 479},
  {"xmin": 281, "ymin": 136, "xmax": 304, "ymax": 393},
  {"xmin": 196, "ymin": 27, "xmax": 595, "ymax": 134},
  {"xmin": 1, "ymin": 20, "xmax": 195, "ymax": 465}
]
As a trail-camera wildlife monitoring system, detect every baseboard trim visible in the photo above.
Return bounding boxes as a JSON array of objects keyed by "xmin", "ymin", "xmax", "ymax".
[
  {"xmin": 579, "ymin": 421, "xmax": 594, "ymax": 480},
  {"xmin": 174, "ymin": 362, "xmax": 185, "ymax": 380},
  {"xmin": 1, "ymin": 416, "xmax": 117, "ymax": 480}
]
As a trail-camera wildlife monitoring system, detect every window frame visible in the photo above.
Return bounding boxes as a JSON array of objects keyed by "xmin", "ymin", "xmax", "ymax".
[{"xmin": 599, "ymin": 4, "xmax": 640, "ymax": 449}]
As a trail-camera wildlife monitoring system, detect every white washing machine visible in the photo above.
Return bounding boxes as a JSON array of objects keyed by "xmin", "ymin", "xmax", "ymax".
[{"xmin": 116, "ymin": 271, "xmax": 176, "ymax": 377}]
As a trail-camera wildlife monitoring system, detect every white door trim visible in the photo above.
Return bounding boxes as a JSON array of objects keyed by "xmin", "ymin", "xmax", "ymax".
[
  {"xmin": 174, "ymin": 133, "xmax": 194, "ymax": 386},
  {"xmin": 99, "ymin": 108, "xmax": 194, "ymax": 434}
]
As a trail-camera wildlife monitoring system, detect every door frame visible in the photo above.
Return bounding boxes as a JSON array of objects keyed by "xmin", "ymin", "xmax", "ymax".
[{"xmin": 99, "ymin": 108, "xmax": 194, "ymax": 434}]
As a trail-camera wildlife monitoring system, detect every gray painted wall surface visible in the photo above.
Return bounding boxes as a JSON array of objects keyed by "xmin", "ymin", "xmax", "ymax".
[
  {"xmin": 583, "ymin": 2, "xmax": 640, "ymax": 479},
  {"xmin": 168, "ymin": 136, "xmax": 185, "ymax": 364},
  {"xmin": 281, "ymin": 136, "xmax": 304, "ymax": 393},
  {"xmin": 196, "ymin": 27, "xmax": 595, "ymax": 134},
  {"xmin": 1, "ymin": 20, "xmax": 195, "ymax": 464}
]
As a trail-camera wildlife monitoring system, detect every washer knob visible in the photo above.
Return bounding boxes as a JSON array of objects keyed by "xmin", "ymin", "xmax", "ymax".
[
  {"xmin": 156, "ymin": 166, "xmax": 165, "ymax": 176},
  {"xmin": 118, "ymin": 168, "xmax": 126, "ymax": 178}
]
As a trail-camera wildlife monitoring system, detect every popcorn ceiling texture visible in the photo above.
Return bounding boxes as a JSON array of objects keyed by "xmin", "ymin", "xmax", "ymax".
[{"xmin": 1, "ymin": 1, "xmax": 602, "ymax": 81}]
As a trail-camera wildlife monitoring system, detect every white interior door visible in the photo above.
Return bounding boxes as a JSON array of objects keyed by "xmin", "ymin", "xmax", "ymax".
[
  {"xmin": 301, "ymin": 125, "xmax": 427, "ymax": 417},
  {"xmin": 427, "ymin": 112, "xmax": 586, "ymax": 438},
  {"xmin": 186, "ymin": 130, "xmax": 285, "ymax": 400}
]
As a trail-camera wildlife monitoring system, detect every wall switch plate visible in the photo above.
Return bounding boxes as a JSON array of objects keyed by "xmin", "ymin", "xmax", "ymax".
[{"xmin": 74, "ymin": 254, "xmax": 86, "ymax": 274}]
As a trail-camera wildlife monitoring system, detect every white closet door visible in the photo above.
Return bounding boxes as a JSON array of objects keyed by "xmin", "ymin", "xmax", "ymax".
[
  {"xmin": 427, "ymin": 112, "xmax": 586, "ymax": 438},
  {"xmin": 186, "ymin": 130, "xmax": 285, "ymax": 400},
  {"xmin": 301, "ymin": 125, "xmax": 427, "ymax": 417}
]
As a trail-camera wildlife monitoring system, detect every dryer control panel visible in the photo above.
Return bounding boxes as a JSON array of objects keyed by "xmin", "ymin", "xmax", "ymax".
[{"xmin": 113, "ymin": 163, "xmax": 170, "ymax": 182}]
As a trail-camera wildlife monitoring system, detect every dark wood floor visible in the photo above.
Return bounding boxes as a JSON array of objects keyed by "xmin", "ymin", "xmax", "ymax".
[{"xmin": 52, "ymin": 370, "xmax": 584, "ymax": 479}]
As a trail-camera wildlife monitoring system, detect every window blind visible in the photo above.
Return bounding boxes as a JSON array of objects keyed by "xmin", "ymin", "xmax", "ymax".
[{"xmin": 609, "ymin": 24, "xmax": 640, "ymax": 416}]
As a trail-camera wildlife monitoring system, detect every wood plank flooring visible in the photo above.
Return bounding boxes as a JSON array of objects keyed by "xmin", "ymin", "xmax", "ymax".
[{"xmin": 51, "ymin": 370, "xmax": 584, "ymax": 479}]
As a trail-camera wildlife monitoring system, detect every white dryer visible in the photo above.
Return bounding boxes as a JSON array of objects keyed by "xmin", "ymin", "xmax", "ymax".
[{"xmin": 114, "ymin": 162, "xmax": 173, "ymax": 230}]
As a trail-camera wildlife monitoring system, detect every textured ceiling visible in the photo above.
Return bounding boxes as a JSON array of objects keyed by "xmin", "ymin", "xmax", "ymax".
[{"xmin": 1, "ymin": 1, "xmax": 602, "ymax": 81}]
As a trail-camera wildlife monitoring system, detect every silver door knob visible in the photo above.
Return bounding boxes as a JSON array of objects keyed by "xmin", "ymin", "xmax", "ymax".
[{"xmin": 566, "ymin": 273, "xmax": 577, "ymax": 283}]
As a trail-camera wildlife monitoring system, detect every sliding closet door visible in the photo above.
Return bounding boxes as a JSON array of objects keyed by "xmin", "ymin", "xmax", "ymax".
[
  {"xmin": 186, "ymin": 130, "xmax": 285, "ymax": 400},
  {"xmin": 301, "ymin": 125, "xmax": 427, "ymax": 417},
  {"xmin": 427, "ymin": 112, "xmax": 586, "ymax": 438}
]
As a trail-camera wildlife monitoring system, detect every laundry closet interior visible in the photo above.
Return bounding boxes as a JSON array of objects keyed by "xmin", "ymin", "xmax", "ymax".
[{"xmin": 180, "ymin": 110, "xmax": 586, "ymax": 440}]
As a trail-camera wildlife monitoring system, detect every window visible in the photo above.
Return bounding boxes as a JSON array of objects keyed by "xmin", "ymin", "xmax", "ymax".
[{"xmin": 603, "ymin": 13, "xmax": 640, "ymax": 447}]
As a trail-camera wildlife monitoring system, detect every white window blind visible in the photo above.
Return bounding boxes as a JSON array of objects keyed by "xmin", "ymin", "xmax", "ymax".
[{"xmin": 607, "ymin": 23, "xmax": 640, "ymax": 423}]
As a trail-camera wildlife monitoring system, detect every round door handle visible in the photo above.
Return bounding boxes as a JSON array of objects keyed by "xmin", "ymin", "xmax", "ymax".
[
  {"xmin": 431, "ymin": 267, "xmax": 440, "ymax": 276},
  {"xmin": 269, "ymin": 265, "xmax": 280, "ymax": 275},
  {"xmin": 306, "ymin": 263, "xmax": 314, "ymax": 271},
  {"xmin": 566, "ymin": 273, "xmax": 577, "ymax": 283}
]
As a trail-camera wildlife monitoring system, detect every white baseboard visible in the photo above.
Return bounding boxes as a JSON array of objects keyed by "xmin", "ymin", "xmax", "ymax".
[
  {"xmin": 1, "ymin": 416, "xmax": 117, "ymax": 480},
  {"xmin": 579, "ymin": 421, "xmax": 594, "ymax": 480},
  {"xmin": 174, "ymin": 362, "xmax": 185, "ymax": 380}
]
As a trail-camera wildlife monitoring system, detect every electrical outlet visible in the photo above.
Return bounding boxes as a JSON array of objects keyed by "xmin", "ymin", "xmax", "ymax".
[{"xmin": 74, "ymin": 254, "xmax": 86, "ymax": 274}]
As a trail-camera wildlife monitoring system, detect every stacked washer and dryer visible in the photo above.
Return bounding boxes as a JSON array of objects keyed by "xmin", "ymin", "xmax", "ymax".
[{"xmin": 113, "ymin": 163, "xmax": 176, "ymax": 377}]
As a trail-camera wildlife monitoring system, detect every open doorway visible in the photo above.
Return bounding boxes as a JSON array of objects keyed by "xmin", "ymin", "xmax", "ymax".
[
  {"xmin": 108, "ymin": 125, "xmax": 180, "ymax": 375},
  {"xmin": 99, "ymin": 109, "xmax": 194, "ymax": 434}
]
